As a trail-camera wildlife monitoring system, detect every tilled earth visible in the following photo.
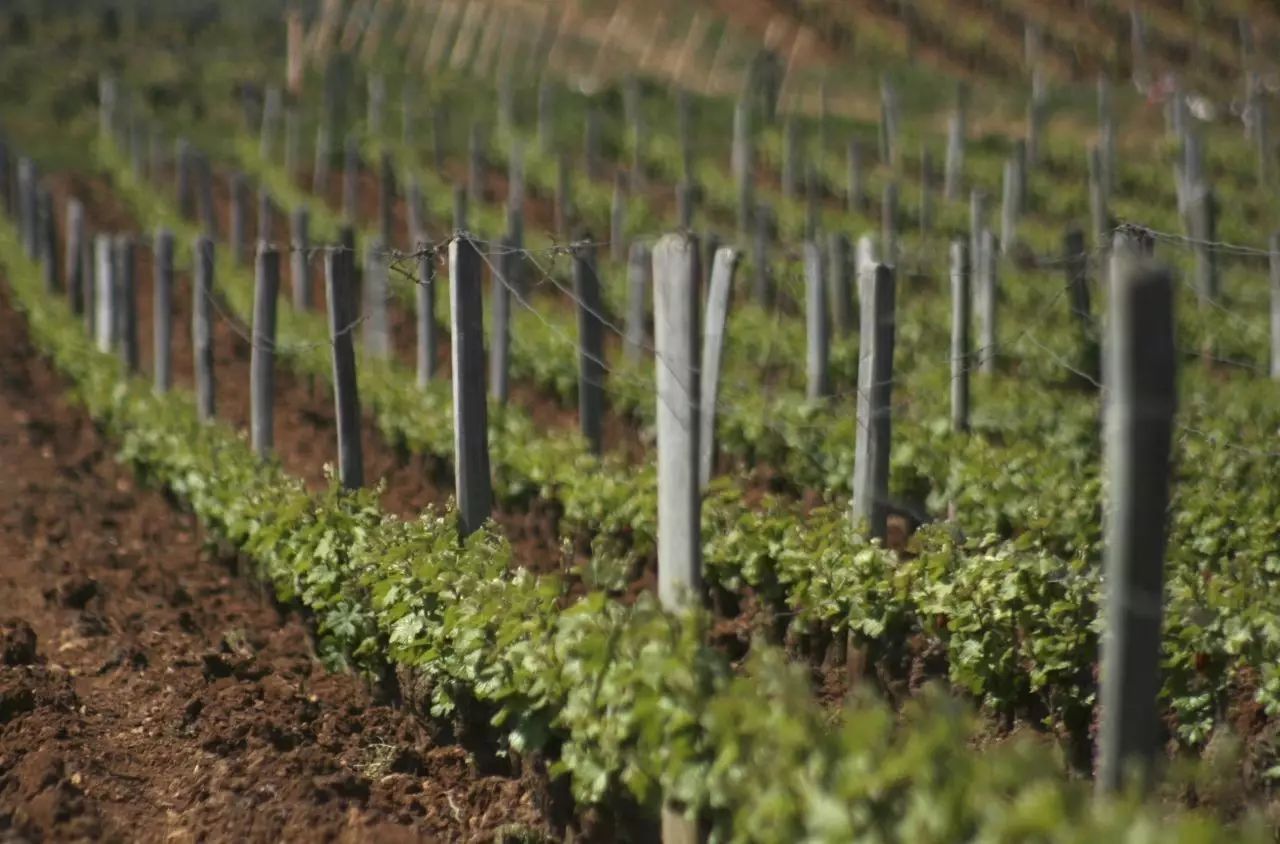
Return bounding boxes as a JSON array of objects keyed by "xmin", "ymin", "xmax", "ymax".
[{"xmin": 0, "ymin": 279, "xmax": 552, "ymax": 841}]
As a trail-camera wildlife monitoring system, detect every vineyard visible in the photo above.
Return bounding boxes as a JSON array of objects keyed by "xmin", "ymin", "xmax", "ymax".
[{"xmin": 3, "ymin": 0, "xmax": 1280, "ymax": 840}]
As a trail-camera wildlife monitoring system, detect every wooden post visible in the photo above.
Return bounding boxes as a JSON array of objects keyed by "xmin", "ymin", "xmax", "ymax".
[
  {"xmin": 733, "ymin": 99, "xmax": 753, "ymax": 242},
  {"xmin": 701, "ymin": 232, "xmax": 721, "ymax": 304},
  {"xmin": 752, "ymin": 206, "xmax": 772, "ymax": 307},
  {"xmin": 258, "ymin": 189, "xmax": 273, "ymax": 246},
  {"xmin": 1065, "ymin": 227, "xmax": 1092, "ymax": 331},
  {"xmin": 1000, "ymin": 158, "xmax": 1018, "ymax": 254},
  {"xmin": 652, "ymin": 232, "xmax": 702, "ymax": 607},
  {"xmin": 378, "ymin": 150, "xmax": 395, "ymax": 246},
  {"xmin": 918, "ymin": 147, "xmax": 933, "ymax": 233},
  {"xmin": 153, "ymin": 228, "xmax": 174, "ymax": 394},
  {"xmin": 699, "ymin": 247, "xmax": 738, "ymax": 489},
  {"xmin": 66, "ymin": 198, "xmax": 85, "ymax": 314},
  {"xmin": 251, "ymin": 245, "xmax": 281, "ymax": 457},
  {"xmin": 449, "ymin": 235, "xmax": 493, "ymax": 536},
  {"xmin": 229, "ymin": 172, "xmax": 248, "ymax": 267},
  {"xmin": 17, "ymin": 158, "xmax": 35, "ymax": 258},
  {"xmin": 1088, "ymin": 144, "xmax": 1110, "ymax": 248},
  {"xmin": 1014, "ymin": 138, "xmax": 1029, "ymax": 213},
  {"xmin": 847, "ymin": 138, "xmax": 865, "ymax": 212},
  {"xmin": 416, "ymin": 243, "xmax": 437, "ymax": 386},
  {"xmin": 828, "ymin": 232, "xmax": 853, "ymax": 338},
  {"xmin": 857, "ymin": 235, "xmax": 878, "ymax": 278},
  {"xmin": 1191, "ymin": 187, "xmax": 1219, "ymax": 306},
  {"xmin": 881, "ymin": 182, "xmax": 898, "ymax": 267},
  {"xmin": 804, "ymin": 167, "xmax": 820, "ymax": 241},
  {"xmin": 950, "ymin": 241, "xmax": 970, "ymax": 433},
  {"xmin": 291, "ymin": 206, "xmax": 311, "ymax": 310},
  {"xmin": 969, "ymin": 190, "xmax": 986, "ymax": 280},
  {"xmin": 1272, "ymin": 233, "xmax": 1280, "ymax": 380},
  {"xmin": 260, "ymin": 85, "xmax": 282, "ymax": 162},
  {"xmin": 584, "ymin": 106, "xmax": 601, "ymax": 182},
  {"xmin": 625, "ymin": 242, "xmax": 651, "ymax": 364},
  {"xmin": 325, "ymin": 246, "xmax": 364, "ymax": 489},
  {"xmin": 1096, "ymin": 256, "xmax": 1175, "ymax": 796},
  {"xmin": 468, "ymin": 122, "xmax": 483, "ymax": 208},
  {"xmin": 81, "ymin": 226, "xmax": 96, "ymax": 336},
  {"xmin": 978, "ymin": 229, "xmax": 999, "ymax": 373},
  {"xmin": 39, "ymin": 189, "xmax": 57, "ymax": 294},
  {"xmin": 313, "ymin": 123, "xmax": 332, "ymax": 198},
  {"xmin": 191, "ymin": 237, "xmax": 216, "ymax": 421},
  {"xmin": 555, "ymin": 153, "xmax": 570, "ymax": 238},
  {"xmin": 115, "ymin": 235, "xmax": 139, "ymax": 372},
  {"xmin": 364, "ymin": 240, "xmax": 391, "ymax": 359},
  {"xmin": 453, "ymin": 184, "xmax": 468, "ymax": 232},
  {"xmin": 804, "ymin": 240, "xmax": 831, "ymax": 400},
  {"xmin": 94, "ymin": 235, "xmax": 115, "ymax": 353},
  {"xmin": 781, "ymin": 117, "xmax": 798, "ymax": 202},
  {"xmin": 852, "ymin": 263, "xmax": 895, "ymax": 540},
  {"xmin": 342, "ymin": 135, "xmax": 359, "ymax": 221},
  {"xmin": 490, "ymin": 239, "xmax": 512, "ymax": 403},
  {"xmin": 574, "ymin": 235, "xmax": 605, "ymax": 454},
  {"xmin": 610, "ymin": 171, "xmax": 626, "ymax": 263}
]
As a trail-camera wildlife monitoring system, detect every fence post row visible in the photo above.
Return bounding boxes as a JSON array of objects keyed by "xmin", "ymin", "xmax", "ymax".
[
  {"xmin": 325, "ymin": 245, "xmax": 364, "ymax": 490},
  {"xmin": 853, "ymin": 264, "xmax": 896, "ymax": 541},
  {"xmin": 804, "ymin": 240, "xmax": 831, "ymax": 400},
  {"xmin": 38, "ymin": 189, "xmax": 57, "ymax": 294},
  {"xmin": 978, "ymin": 229, "xmax": 999, "ymax": 374},
  {"xmin": 153, "ymin": 228, "xmax": 175, "ymax": 394},
  {"xmin": 450, "ymin": 235, "xmax": 493, "ymax": 537},
  {"xmin": 699, "ymin": 247, "xmax": 739, "ymax": 490},
  {"xmin": 574, "ymin": 236, "xmax": 605, "ymax": 455},
  {"xmin": 94, "ymin": 234, "xmax": 114, "ymax": 353},
  {"xmin": 251, "ymin": 245, "xmax": 281, "ymax": 458},
  {"xmin": 1096, "ymin": 255, "xmax": 1176, "ymax": 796},
  {"xmin": 291, "ymin": 206, "xmax": 311, "ymax": 311},
  {"xmin": 191, "ymin": 236, "xmax": 215, "ymax": 422}
]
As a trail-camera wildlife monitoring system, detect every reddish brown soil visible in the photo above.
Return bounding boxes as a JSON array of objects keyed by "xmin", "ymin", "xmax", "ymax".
[{"xmin": 0, "ymin": 279, "xmax": 553, "ymax": 842}]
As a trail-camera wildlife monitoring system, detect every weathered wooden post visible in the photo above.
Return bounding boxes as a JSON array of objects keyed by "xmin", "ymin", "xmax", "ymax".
[
  {"xmin": 852, "ymin": 263, "xmax": 896, "ymax": 540},
  {"xmin": 611, "ymin": 171, "xmax": 627, "ymax": 263},
  {"xmin": 364, "ymin": 240, "xmax": 391, "ymax": 359},
  {"xmin": 450, "ymin": 234, "xmax": 493, "ymax": 536},
  {"xmin": 1088, "ymin": 145, "xmax": 1110, "ymax": 248},
  {"xmin": 251, "ymin": 245, "xmax": 281, "ymax": 457},
  {"xmin": 260, "ymin": 85, "xmax": 282, "ymax": 162},
  {"xmin": 153, "ymin": 228, "xmax": 174, "ymax": 394},
  {"xmin": 1000, "ymin": 158, "xmax": 1019, "ymax": 254},
  {"xmin": 652, "ymin": 232, "xmax": 702, "ymax": 610},
  {"xmin": 781, "ymin": 117, "xmax": 798, "ymax": 202},
  {"xmin": 944, "ymin": 87, "xmax": 967, "ymax": 201},
  {"xmin": 17, "ymin": 158, "xmax": 35, "ymax": 258},
  {"xmin": 38, "ymin": 189, "xmax": 57, "ymax": 293},
  {"xmin": 468, "ymin": 122, "xmax": 483, "ymax": 209},
  {"xmin": 969, "ymin": 190, "xmax": 986, "ymax": 278},
  {"xmin": 325, "ymin": 245, "xmax": 364, "ymax": 490},
  {"xmin": 378, "ymin": 150, "xmax": 395, "ymax": 246},
  {"xmin": 881, "ymin": 182, "xmax": 899, "ymax": 267},
  {"xmin": 312, "ymin": 123, "xmax": 332, "ymax": 197},
  {"xmin": 342, "ymin": 135, "xmax": 359, "ymax": 221},
  {"xmin": 1096, "ymin": 255, "xmax": 1175, "ymax": 796},
  {"xmin": 115, "ymin": 235, "xmax": 139, "ymax": 372},
  {"xmin": 918, "ymin": 147, "xmax": 934, "ymax": 232},
  {"xmin": 574, "ymin": 235, "xmax": 605, "ymax": 454},
  {"xmin": 699, "ymin": 247, "xmax": 738, "ymax": 489},
  {"xmin": 805, "ymin": 240, "xmax": 831, "ymax": 400},
  {"xmin": 453, "ymin": 184, "xmax": 469, "ymax": 232},
  {"xmin": 94, "ymin": 235, "xmax": 115, "ymax": 353},
  {"xmin": 1191, "ymin": 188, "xmax": 1219, "ymax": 306},
  {"xmin": 66, "ymin": 198, "xmax": 85, "ymax": 314},
  {"xmin": 829, "ymin": 232, "xmax": 853, "ymax": 338},
  {"xmin": 625, "ymin": 241, "xmax": 650, "ymax": 364},
  {"xmin": 977, "ymin": 229, "xmax": 999, "ymax": 373},
  {"xmin": 1272, "ymin": 233, "xmax": 1280, "ymax": 380},
  {"xmin": 193, "ymin": 237, "xmax": 216, "ymax": 422},
  {"xmin": 416, "ymin": 242, "xmax": 437, "ymax": 386},
  {"xmin": 490, "ymin": 239, "xmax": 512, "ymax": 403},
  {"xmin": 291, "ymin": 206, "xmax": 311, "ymax": 310},
  {"xmin": 847, "ymin": 137, "xmax": 865, "ymax": 212},
  {"xmin": 229, "ymin": 172, "xmax": 248, "ymax": 267},
  {"xmin": 951, "ymin": 241, "xmax": 970, "ymax": 433}
]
